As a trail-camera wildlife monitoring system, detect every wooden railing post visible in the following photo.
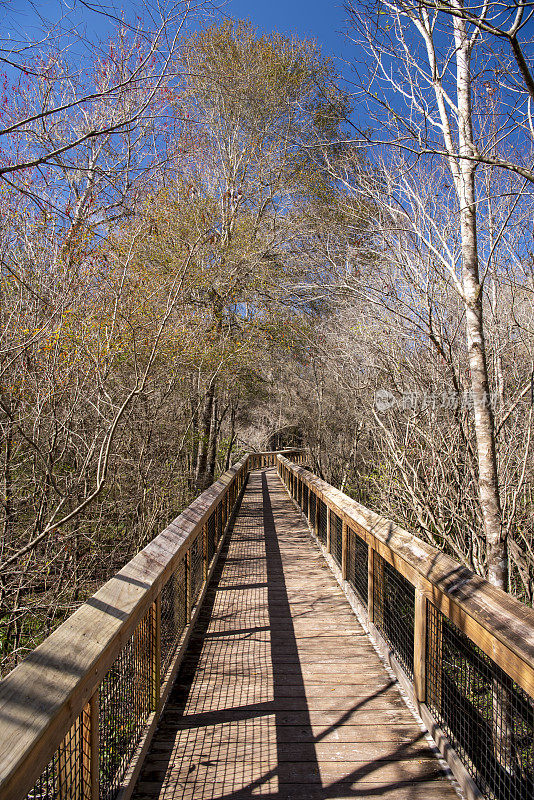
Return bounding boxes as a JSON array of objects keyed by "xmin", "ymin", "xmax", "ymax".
[
  {"xmin": 341, "ymin": 520, "xmax": 348, "ymax": 581},
  {"xmin": 326, "ymin": 507, "xmax": 331, "ymax": 553},
  {"xmin": 414, "ymin": 586, "xmax": 427, "ymax": 703},
  {"xmin": 82, "ymin": 691, "xmax": 99, "ymax": 800}
]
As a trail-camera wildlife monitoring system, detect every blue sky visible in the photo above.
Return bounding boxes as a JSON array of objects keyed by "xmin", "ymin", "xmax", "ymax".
[
  {"xmin": 2, "ymin": 1, "xmax": 352, "ymax": 67},
  {"xmin": 222, "ymin": 0, "xmax": 351, "ymax": 61}
]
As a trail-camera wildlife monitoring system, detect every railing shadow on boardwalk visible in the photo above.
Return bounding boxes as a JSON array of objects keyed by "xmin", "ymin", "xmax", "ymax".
[{"xmin": 132, "ymin": 469, "xmax": 448, "ymax": 800}]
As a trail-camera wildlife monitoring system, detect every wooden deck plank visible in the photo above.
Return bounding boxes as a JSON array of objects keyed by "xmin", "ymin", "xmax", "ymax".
[{"xmin": 132, "ymin": 468, "xmax": 460, "ymax": 800}]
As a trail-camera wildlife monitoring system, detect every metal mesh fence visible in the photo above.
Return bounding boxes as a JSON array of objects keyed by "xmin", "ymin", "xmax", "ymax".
[
  {"xmin": 330, "ymin": 511, "xmax": 343, "ymax": 568},
  {"xmin": 347, "ymin": 528, "xmax": 368, "ymax": 606},
  {"xmin": 302, "ymin": 483, "xmax": 309, "ymax": 517},
  {"xmin": 160, "ymin": 558, "xmax": 187, "ymax": 676},
  {"xmin": 318, "ymin": 499, "xmax": 328, "ymax": 546},
  {"xmin": 207, "ymin": 511, "xmax": 217, "ymax": 565},
  {"xmin": 188, "ymin": 535, "xmax": 204, "ymax": 607},
  {"xmin": 27, "ymin": 713, "xmax": 90, "ymax": 800},
  {"xmin": 309, "ymin": 491, "xmax": 316, "ymax": 532},
  {"xmin": 373, "ymin": 554, "xmax": 415, "ymax": 679},
  {"xmin": 426, "ymin": 604, "xmax": 534, "ymax": 800},
  {"xmin": 217, "ymin": 501, "xmax": 223, "ymax": 542},
  {"xmin": 99, "ymin": 610, "xmax": 153, "ymax": 800}
]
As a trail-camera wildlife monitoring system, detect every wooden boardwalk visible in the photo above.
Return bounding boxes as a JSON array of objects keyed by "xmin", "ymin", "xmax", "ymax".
[{"xmin": 133, "ymin": 469, "xmax": 460, "ymax": 800}]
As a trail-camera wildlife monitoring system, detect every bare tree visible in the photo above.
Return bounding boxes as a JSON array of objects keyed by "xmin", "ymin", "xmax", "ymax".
[{"xmin": 339, "ymin": 0, "xmax": 534, "ymax": 588}]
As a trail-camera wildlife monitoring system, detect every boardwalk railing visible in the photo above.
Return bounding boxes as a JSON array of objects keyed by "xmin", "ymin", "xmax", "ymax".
[
  {"xmin": 278, "ymin": 454, "xmax": 534, "ymax": 800},
  {"xmin": 0, "ymin": 450, "xmax": 302, "ymax": 800}
]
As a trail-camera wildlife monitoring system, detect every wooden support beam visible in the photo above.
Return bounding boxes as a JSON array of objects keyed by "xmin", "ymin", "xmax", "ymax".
[{"xmin": 85, "ymin": 692, "xmax": 99, "ymax": 800}]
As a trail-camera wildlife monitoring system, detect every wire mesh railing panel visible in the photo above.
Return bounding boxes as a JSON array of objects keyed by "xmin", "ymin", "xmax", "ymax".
[
  {"xmin": 426, "ymin": 604, "xmax": 534, "ymax": 800},
  {"xmin": 160, "ymin": 558, "xmax": 187, "ymax": 676},
  {"xmin": 309, "ymin": 491, "xmax": 316, "ymax": 531},
  {"xmin": 99, "ymin": 610, "xmax": 153, "ymax": 800},
  {"xmin": 207, "ymin": 510, "xmax": 217, "ymax": 565},
  {"xmin": 217, "ymin": 502, "xmax": 223, "ymax": 542},
  {"xmin": 373, "ymin": 554, "xmax": 415, "ymax": 679},
  {"xmin": 318, "ymin": 499, "xmax": 328, "ymax": 546},
  {"xmin": 302, "ymin": 483, "xmax": 309, "ymax": 517},
  {"xmin": 347, "ymin": 528, "xmax": 368, "ymax": 606},
  {"xmin": 189, "ymin": 535, "xmax": 204, "ymax": 607},
  {"xmin": 27, "ymin": 714, "xmax": 89, "ymax": 800},
  {"xmin": 330, "ymin": 511, "xmax": 343, "ymax": 568},
  {"xmin": 26, "ymin": 749, "xmax": 59, "ymax": 800}
]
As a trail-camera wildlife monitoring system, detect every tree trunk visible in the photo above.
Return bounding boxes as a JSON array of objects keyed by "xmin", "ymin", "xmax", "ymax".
[
  {"xmin": 195, "ymin": 381, "xmax": 215, "ymax": 491},
  {"xmin": 189, "ymin": 383, "xmax": 200, "ymax": 480},
  {"xmin": 206, "ymin": 398, "xmax": 219, "ymax": 485},
  {"xmin": 225, "ymin": 407, "xmax": 237, "ymax": 471},
  {"xmin": 454, "ymin": 10, "xmax": 506, "ymax": 590}
]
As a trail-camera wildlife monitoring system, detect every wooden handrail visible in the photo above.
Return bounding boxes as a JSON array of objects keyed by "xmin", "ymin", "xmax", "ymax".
[
  {"xmin": 0, "ymin": 452, "xmax": 264, "ymax": 800},
  {"xmin": 277, "ymin": 455, "xmax": 534, "ymax": 694},
  {"xmin": 278, "ymin": 454, "xmax": 534, "ymax": 800}
]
